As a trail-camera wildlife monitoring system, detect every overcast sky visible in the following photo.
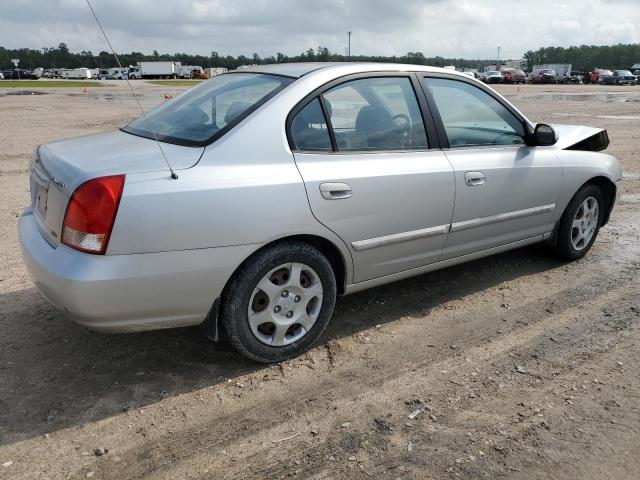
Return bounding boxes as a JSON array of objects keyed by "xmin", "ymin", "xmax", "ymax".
[{"xmin": 1, "ymin": 0, "xmax": 638, "ymax": 59}]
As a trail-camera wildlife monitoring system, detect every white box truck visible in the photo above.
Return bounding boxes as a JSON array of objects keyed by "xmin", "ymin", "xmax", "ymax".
[{"xmin": 135, "ymin": 62, "xmax": 181, "ymax": 79}]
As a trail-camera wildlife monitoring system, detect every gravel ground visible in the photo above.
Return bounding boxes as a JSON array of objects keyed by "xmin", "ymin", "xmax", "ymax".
[{"xmin": 0, "ymin": 81, "xmax": 639, "ymax": 479}]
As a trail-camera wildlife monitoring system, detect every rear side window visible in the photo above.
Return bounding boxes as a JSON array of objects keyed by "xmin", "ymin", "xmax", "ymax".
[
  {"xmin": 322, "ymin": 77, "xmax": 428, "ymax": 152},
  {"xmin": 290, "ymin": 98, "xmax": 332, "ymax": 152},
  {"xmin": 426, "ymin": 78, "xmax": 525, "ymax": 147}
]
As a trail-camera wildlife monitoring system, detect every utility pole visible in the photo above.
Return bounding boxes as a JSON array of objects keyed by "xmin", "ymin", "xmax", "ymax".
[
  {"xmin": 497, "ymin": 46, "xmax": 501, "ymax": 64},
  {"xmin": 348, "ymin": 31, "xmax": 352, "ymax": 61}
]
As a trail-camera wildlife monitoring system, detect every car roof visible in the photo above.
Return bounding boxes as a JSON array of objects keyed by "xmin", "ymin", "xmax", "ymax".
[{"xmin": 235, "ymin": 62, "xmax": 472, "ymax": 79}]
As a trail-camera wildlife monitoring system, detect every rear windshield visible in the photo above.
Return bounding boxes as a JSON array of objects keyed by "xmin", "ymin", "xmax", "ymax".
[{"xmin": 123, "ymin": 73, "xmax": 293, "ymax": 146}]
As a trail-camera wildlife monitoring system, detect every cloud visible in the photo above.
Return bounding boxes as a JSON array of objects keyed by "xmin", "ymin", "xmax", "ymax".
[{"xmin": 0, "ymin": 0, "xmax": 638, "ymax": 59}]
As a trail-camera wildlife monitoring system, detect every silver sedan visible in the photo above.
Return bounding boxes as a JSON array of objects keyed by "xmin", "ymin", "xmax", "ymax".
[{"xmin": 19, "ymin": 63, "xmax": 622, "ymax": 362}]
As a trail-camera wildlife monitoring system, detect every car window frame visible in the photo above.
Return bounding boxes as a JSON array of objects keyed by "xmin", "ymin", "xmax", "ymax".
[
  {"xmin": 419, "ymin": 73, "xmax": 532, "ymax": 150},
  {"xmin": 286, "ymin": 72, "xmax": 442, "ymax": 154}
]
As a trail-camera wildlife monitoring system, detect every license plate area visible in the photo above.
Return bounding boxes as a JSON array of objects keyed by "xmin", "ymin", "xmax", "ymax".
[
  {"xmin": 35, "ymin": 182, "xmax": 49, "ymax": 220},
  {"xmin": 31, "ymin": 161, "xmax": 51, "ymax": 222}
]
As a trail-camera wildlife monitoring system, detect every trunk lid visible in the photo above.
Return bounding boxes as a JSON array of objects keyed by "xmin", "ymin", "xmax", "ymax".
[{"xmin": 29, "ymin": 130, "xmax": 203, "ymax": 248}]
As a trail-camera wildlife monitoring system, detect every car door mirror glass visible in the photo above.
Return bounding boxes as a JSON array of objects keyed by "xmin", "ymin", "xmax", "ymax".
[{"xmin": 533, "ymin": 124, "xmax": 557, "ymax": 146}]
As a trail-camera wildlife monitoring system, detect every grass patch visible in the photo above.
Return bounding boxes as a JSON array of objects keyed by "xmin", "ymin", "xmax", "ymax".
[
  {"xmin": 0, "ymin": 80, "xmax": 103, "ymax": 88},
  {"xmin": 148, "ymin": 80, "xmax": 202, "ymax": 86}
]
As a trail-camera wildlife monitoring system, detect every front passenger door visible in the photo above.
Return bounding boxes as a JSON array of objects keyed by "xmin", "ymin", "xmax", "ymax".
[{"xmin": 423, "ymin": 76, "xmax": 562, "ymax": 259}]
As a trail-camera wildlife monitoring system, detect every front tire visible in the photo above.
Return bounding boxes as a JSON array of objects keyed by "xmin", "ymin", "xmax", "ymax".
[
  {"xmin": 220, "ymin": 241, "xmax": 337, "ymax": 363},
  {"xmin": 553, "ymin": 184, "xmax": 603, "ymax": 261}
]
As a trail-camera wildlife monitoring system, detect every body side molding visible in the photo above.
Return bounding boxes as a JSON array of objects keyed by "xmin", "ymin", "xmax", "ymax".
[
  {"xmin": 450, "ymin": 204, "xmax": 556, "ymax": 232},
  {"xmin": 351, "ymin": 224, "xmax": 450, "ymax": 251}
]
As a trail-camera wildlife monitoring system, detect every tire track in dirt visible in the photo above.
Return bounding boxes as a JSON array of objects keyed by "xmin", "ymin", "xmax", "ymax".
[{"xmin": 211, "ymin": 290, "xmax": 640, "ymax": 479}]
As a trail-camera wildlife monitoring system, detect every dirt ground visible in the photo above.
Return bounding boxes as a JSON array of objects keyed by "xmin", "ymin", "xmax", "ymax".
[{"xmin": 1, "ymin": 80, "xmax": 639, "ymax": 479}]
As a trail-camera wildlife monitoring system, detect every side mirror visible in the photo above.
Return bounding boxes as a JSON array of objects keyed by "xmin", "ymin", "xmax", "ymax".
[{"xmin": 533, "ymin": 123, "xmax": 557, "ymax": 146}]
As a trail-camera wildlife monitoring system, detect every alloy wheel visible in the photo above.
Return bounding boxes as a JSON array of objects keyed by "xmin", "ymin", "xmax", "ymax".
[{"xmin": 571, "ymin": 196, "xmax": 599, "ymax": 251}]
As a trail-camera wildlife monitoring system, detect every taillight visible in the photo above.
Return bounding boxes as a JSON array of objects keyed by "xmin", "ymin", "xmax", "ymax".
[{"xmin": 62, "ymin": 175, "xmax": 125, "ymax": 255}]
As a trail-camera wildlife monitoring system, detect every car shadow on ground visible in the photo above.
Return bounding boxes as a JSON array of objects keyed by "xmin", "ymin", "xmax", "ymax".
[{"xmin": 0, "ymin": 244, "xmax": 563, "ymax": 446}]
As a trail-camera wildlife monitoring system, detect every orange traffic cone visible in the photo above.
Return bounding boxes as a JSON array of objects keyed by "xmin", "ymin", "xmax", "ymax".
[{"xmin": 83, "ymin": 87, "xmax": 88, "ymax": 94}]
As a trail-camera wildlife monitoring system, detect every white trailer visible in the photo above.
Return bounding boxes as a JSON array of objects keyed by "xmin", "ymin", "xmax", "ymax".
[
  {"xmin": 205, "ymin": 67, "xmax": 228, "ymax": 77},
  {"xmin": 60, "ymin": 68, "xmax": 92, "ymax": 79},
  {"xmin": 137, "ymin": 62, "xmax": 181, "ymax": 79}
]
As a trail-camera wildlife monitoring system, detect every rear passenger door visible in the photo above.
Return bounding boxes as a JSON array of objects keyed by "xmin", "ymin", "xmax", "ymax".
[{"xmin": 289, "ymin": 74, "xmax": 455, "ymax": 283}]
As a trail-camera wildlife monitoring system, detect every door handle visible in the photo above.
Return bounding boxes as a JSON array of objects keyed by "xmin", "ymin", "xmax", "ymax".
[
  {"xmin": 319, "ymin": 182, "xmax": 352, "ymax": 200},
  {"xmin": 464, "ymin": 171, "xmax": 486, "ymax": 186}
]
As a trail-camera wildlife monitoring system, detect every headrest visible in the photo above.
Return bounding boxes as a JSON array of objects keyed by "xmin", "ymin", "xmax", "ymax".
[{"xmin": 224, "ymin": 101, "xmax": 252, "ymax": 124}]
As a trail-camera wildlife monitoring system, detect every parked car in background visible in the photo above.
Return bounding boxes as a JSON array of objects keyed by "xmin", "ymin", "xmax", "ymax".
[
  {"xmin": 603, "ymin": 70, "xmax": 637, "ymax": 85},
  {"xmin": 561, "ymin": 71, "xmax": 583, "ymax": 84},
  {"xmin": 501, "ymin": 68, "xmax": 526, "ymax": 84},
  {"xmin": 634, "ymin": 70, "xmax": 640, "ymax": 83},
  {"xmin": 107, "ymin": 68, "xmax": 127, "ymax": 80},
  {"xmin": 482, "ymin": 70, "xmax": 503, "ymax": 84},
  {"xmin": 0, "ymin": 72, "xmax": 3, "ymax": 80},
  {"xmin": 532, "ymin": 69, "xmax": 557, "ymax": 84},
  {"xmin": 20, "ymin": 63, "xmax": 622, "ymax": 362},
  {"xmin": 459, "ymin": 71, "xmax": 476, "ymax": 79},
  {"xmin": 588, "ymin": 69, "xmax": 612, "ymax": 84},
  {"xmin": 3, "ymin": 69, "xmax": 40, "ymax": 80}
]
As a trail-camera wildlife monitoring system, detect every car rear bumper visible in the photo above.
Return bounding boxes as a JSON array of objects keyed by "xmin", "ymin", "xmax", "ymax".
[{"xmin": 19, "ymin": 207, "xmax": 259, "ymax": 332}]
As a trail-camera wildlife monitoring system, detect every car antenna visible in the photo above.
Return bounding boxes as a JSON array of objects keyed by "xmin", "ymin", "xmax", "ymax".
[{"xmin": 85, "ymin": 0, "xmax": 178, "ymax": 179}]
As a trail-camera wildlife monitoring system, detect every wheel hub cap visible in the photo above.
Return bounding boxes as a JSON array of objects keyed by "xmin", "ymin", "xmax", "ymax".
[{"xmin": 248, "ymin": 262, "xmax": 323, "ymax": 347}]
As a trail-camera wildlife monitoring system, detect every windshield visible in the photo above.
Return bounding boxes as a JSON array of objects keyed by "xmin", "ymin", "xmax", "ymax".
[
  {"xmin": 616, "ymin": 70, "xmax": 632, "ymax": 75},
  {"xmin": 123, "ymin": 73, "xmax": 293, "ymax": 146}
]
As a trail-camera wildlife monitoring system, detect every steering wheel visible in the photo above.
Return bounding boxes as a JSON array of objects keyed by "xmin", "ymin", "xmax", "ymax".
[
  {"xmin": 392, "ymin": 113, "xmax": 411, "ymax": 130},
  {"xmin": 391, "ymin": 113, "xmax": 413, "ymax": 148}
]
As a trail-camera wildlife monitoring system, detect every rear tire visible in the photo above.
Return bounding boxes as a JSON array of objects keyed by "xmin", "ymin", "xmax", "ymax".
[
  {"xmin": 220, "ymin": 241, "xmax": 337, "ymax": 363},
  {"xmin": 552, "ymin": 184, "xmax": 603, "ymax": 261}
]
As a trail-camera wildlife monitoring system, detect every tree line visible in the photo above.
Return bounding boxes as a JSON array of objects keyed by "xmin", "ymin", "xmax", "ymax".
[
  {"xmin": 0, "ymin": 43, "xmax": 494, "ymax": 71},
  {"xmin": 523, "ymin": 44, "xmax": 640, "ymax": 71},
  {"xmin": 2, "ymin": 42, "xmax": 639, "ymax": 72}
]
